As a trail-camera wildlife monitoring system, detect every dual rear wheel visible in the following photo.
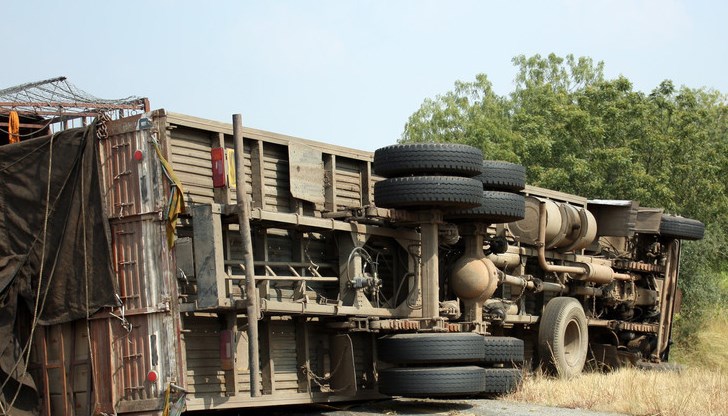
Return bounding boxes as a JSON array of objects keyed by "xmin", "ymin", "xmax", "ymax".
[{"xmin": 377, "ymin": 333, "xmax": 524, "ymax": 397}]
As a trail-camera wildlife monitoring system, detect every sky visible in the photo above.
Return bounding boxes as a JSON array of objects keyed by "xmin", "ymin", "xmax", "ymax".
[{"xmin": 3, "ymin": 0, "xmax": 726, "ymax": 151}]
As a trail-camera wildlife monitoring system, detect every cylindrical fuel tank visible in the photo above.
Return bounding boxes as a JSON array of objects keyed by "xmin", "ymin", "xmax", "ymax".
[
  {"xmin": 509, "ymin": 196, "xmax": 597, "ymax": 252},
  {"xmin": 450, "ymin": 256, "xmax": 499, "ymax": 303}
]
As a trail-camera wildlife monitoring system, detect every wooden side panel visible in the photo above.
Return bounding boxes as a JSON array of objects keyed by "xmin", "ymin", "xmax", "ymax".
[
  {"xmin": 262, "ymin": 143, "xmax": 293, "ymax": 213},
  {"xmin": 183, "ymin": 316, "xmax": 225, "ymax": 395},
  {"xmin": 269, "ymin": 320, "xmax": 299, "ymax": 392},
  {"xmin": 169, "ymin": 127, "xmax": 215, "ymax": 205},
  {"xmin": 334, "ymin": 157, "xmax": 364, "ymax": 210}
]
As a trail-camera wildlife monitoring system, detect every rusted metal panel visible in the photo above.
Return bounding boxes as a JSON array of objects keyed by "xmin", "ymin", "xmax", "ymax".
[
  {"xmin": 27, "ymin": 321, "xmax": 95, "ymax": 416},
  {"xmin": 111, "ymin": 315, "xmax": 152, "ymax": 403},
  {"xmin": 99, "ymin": 117, "xmax": 143, "ymax": 217},
  {"xmin": 100, "ymin": 115, "xmax": 166, "ymax": 218},
  {"xmin": 110, "ymin": 216, "xmax": 172, "ymax": 311},
  {"xmin": 106, "ymin": 212, "xmax": 180, "ymax": 413},
  {"xmin": 288, "ymin": 143, "xmax": 325, "ymax": 205},
  {"xmin": 192, "ymin": 204, "xmax": 228, "ymax": 308}
]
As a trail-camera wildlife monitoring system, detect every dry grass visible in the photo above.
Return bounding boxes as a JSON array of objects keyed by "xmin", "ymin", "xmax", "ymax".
[
  {"xmin": 504, "ymin": 367, "xmax": 728, "ymax": 415},
  {"xmin": 671, "ymin": 312, "xmax": 728, "ymax": 373},
  {"xmin": 504, "ymin": 313, "xmax": 728, "ymax": 415}
]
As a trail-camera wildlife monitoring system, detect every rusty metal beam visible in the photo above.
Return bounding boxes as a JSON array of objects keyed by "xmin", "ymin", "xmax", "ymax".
[{"xmin": 0, "ymin": 101, "xmax": 146, "ymax": 110}]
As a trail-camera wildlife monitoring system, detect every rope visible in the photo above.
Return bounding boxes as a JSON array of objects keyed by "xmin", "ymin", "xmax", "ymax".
[
  {"xmin": 80, "ymin": 142, "xmax": 102, "ymax": 416},
  {"xmin": 0, "ymin": 117, "xmax": 52, "ymax": 139}
]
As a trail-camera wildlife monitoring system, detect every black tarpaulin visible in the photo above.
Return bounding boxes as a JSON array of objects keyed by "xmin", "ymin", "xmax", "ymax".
[{"xmin": 0, "ymin": 124, "xmax": 117, "ymax": 413}]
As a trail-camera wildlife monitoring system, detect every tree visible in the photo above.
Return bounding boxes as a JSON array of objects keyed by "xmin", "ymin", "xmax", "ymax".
[
  {"xmin": 401, "ymin": 53, "xmax": 728, "ymax": 338},
  {"xmin": 401, "ymin": 54, "xmax": 728, "ymax": 224}
]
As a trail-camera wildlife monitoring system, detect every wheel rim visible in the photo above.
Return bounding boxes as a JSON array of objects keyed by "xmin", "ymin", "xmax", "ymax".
[{"xmin": 563, "ymin": 318, "xmax": 582, "ymax": 367}]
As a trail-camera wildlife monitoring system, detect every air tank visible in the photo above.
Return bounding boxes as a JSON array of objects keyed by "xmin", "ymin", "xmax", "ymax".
[{"xmin": 509, "ymin": 196, "xmax": 597, "ymax": 252}]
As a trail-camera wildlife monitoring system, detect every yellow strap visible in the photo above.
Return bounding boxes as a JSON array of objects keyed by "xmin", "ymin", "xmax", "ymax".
[
  {"xmin": 162, "ymin": 383, "xmax": 171, "ymax": 416},
  {"xmin": 153, "ymin": 141, "xmax": 185, "ymax": 248},
  {"xmin": 8, "ymin": 111, "xmax": 20, "ymax": 144}
]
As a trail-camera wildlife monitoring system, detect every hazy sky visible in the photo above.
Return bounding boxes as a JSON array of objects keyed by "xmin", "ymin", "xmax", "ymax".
[{"xmin": 3, "ymin": 1, "xmax": 726, "ymax": 151}]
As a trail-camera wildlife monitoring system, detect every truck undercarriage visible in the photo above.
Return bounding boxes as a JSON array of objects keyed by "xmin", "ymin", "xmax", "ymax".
[{"xmin": 0, "ymin": 108, "xmax": 704, "ymax": 415}]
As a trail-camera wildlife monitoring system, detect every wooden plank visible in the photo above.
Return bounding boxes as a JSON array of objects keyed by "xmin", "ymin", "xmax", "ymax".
[
  {"xmin": 166, "ymin": 112, "xmax": 375, "ymax": 161},
  {"xmin": 187, "ymin": 374, "xmax": 226, "ymax": 385}
]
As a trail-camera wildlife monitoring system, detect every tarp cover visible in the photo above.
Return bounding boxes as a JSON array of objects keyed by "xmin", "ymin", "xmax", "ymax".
[{"xmin": 0, "ymin": 125, "xmax": 117, "ymax": 413}]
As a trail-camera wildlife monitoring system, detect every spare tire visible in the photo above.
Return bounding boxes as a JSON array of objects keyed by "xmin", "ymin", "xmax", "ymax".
[
  {"xmin": 378, "ymin": 366, "xmax": 486, "ymax": 397},
  {"xmin": 378, "ymin": 333, "xmax": 484, "ymax": 364},
  {"xmin": 475, "ymin": 161, "xmax": 526, "ymax": 191},
  {"xmin": 482, "ymin": 368, "xmax": 522, "ymax": 394},
  {"xmin": 482, "ymin": 336, "xmax": 525, "ymax": 364},
  {"xmin": 659, "ymin": 215, "xmax": 705, "ymax": 240},
  {"xmin": 373, "ymin": 143, "xmax": 483, "ymax": 178},
  {"xmin": 374, "ymin": 176, "xmax": 482, "ymax": 209},
  {"xmin": 445, "ymin": 191, "xmax": 526, "ymax": 223}
]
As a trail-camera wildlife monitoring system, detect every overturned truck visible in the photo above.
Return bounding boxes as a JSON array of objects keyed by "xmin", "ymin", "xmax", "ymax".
[{"xmin": 0, "ymin": 110, "xmax": 704, "ymax": 414}]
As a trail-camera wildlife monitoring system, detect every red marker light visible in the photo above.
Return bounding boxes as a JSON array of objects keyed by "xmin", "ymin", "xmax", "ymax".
[
  {"xmin": 134, "ymin": 150, "xmax": 144, "ymax": 161},
  {"xmin": 147, "ymin": 370, "xmax": 158, "ymax": 383}
]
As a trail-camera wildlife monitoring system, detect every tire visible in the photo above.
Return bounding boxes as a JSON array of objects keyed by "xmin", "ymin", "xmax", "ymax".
[
  {"xmin": 374, "ymin": 176, "xmax": 482, "ymax": 209},
  {"xmin": 373, "ymin": 143, "xmax": 483, "ymax": 178},
  {"xmin": 445, "ymin": 191, "xmax": 526, "ymax": 223},
  {"xmin": 378, "ymin": 366, "xmax": 486, "ymax": 397},
  {"xmin": 378, "ymin": 333, "xmax": 485, "ymax": 364},
  {"xmin": 482, "ymin": 336, "xmax": 524, "ymax": 364},
  {"xmin": 538, "ymin": 297, "xmax": 588, "ymax": 378},
  {"xmin": 659, "ymin": 215, "xmax": 705, "ymax": 240},
  {"xmin": 482, "ymin": 368, "xmax": 522, "ymax": 394},
  {"xmin": 475, "ymin": 161, "xmax": 526, "ymax": 191}
]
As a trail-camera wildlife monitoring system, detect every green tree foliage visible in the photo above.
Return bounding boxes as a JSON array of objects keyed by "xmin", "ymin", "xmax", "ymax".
[
  {"xmin": 402, "ymin": 53, "xmax": 728, "ymax": 224},
  {"xmin": 402, "ymin": 53, "xmax": 728, "ymax": 329}
]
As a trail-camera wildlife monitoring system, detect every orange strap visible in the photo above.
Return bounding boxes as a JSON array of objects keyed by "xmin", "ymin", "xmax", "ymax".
[{"xmin": 8, "ymin": 111, "xmax": 20, "ymax": 144}]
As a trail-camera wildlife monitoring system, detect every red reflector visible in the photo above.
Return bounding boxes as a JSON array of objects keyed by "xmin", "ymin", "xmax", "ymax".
[
  {"xmin": 134, "ymin": 150, "xmax": 144, "ymax": 161},
  {"xmin": 211, "ymin": 148, "xmax": 226, "ymax": 188},
  {"xmin": 147, "ymin": 370, "xmax": 158, "ymax": 383}
]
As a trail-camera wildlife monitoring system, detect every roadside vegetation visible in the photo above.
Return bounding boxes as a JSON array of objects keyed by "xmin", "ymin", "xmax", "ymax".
[
  {"xmin": 403, "ymin": 54, "xmax": 728, "ymax": 415},
  {"xmin": 506, "ymin": 365, "xmax": 728, "ymax": 416},
  {"xmin": 502, "ymin": 311, "xmax": 728, "ymax": 416}
]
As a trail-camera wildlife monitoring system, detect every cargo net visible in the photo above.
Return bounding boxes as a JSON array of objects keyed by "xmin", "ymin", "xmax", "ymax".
[{"xmin": 0, "ymin": 76, "xmax": 148, "ymax": 137}]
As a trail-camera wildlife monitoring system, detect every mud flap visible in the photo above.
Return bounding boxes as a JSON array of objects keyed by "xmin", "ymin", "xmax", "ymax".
[{"xmin": 330, "ymin": 334, "xmax": 357, "ymax": 395}]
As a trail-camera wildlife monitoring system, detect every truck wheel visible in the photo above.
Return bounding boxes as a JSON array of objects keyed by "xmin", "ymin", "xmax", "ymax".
[
  {"xmin": 373, "ymin": 143, "xmax": 483, "ymax": 178},
  {"xmin": 378, "ymin": 333, "xmax": 484, "ymax": 364},
  {"xmin": 482, "ymin": 368, "xmax": 522, "ymax": 394},
  {"xmin": 538, "ymin": 297, "xmax": 588, "ymax": 378},
  {"xmin": 374, "ymin": 176, "xmax": 482, "ymax": 209},
  {"xmin": 475, "ymin": 161, "xmax": 526, "ymax": 191},
  {"xmin": 483, "ymin": 336, "xmax": 524, "ymax": 364},
  {"xmin": 445, "ymin": 191, "xmax": 525, "ymax": 223},
  {"xmin": 659, "ymin": 215, "xmax": 705, "ymax": 240},
  {"xmin": 378, "ymin": 366, "xmax": 486, "ymax": 397}
]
